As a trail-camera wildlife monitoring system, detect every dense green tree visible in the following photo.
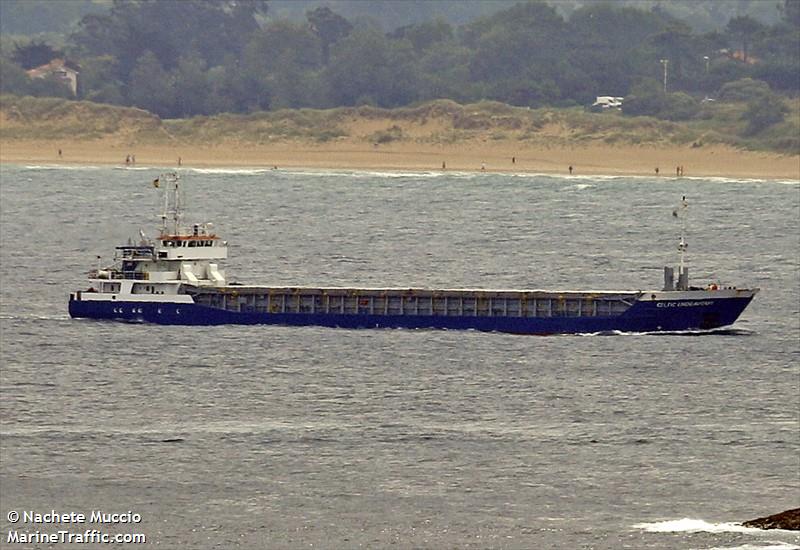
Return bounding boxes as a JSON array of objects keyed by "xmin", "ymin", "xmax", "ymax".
[
  {"xmin": 742, "ymin": 93, "xmax": 788, "ymax": 135},
  {"xmin": 648, "ymin": 23, "xmax": 701, "ymax": 89},
  {"xmin": 417, "ymin": 41, "xmax": 473, "ymax": 101},
  {"xmin": 702, "ymin": 59, "xmax": 751, "ymax": 92},
  {"xmin": 559, "ymin": 3, "xmax": 668, "ymax": 100},
  {"xmin": 244, "ymin": 21, "xmax": 322, "ymax": 75},
  {"xmin": 717, "ymin": 77, "xmax": 771, "ymax": 101},
  {"xmin": 28, "ymin": 73, "xmax": 73, "ymax": 98},
  {"xmin": 204, "ymin": 65, "xmax": 241, "ymax": 114},
  {"xmin": 78, "ymin": 55, "xmax": 124, "ymax": 104},
  {"xmin": 465, "ymin": 2, "xmax": 566, "ymax": 81},
  {"xmin": 240, "ymin": 21, "xmax": 324, "ymax": 110},
  {"xmin": 71, "ymin": 1, "xmax": 267, "ymax": 82},
  {"xmin": 0, "ymin": 57, "xmax": 31, "ymax": 95},
  {"xmin": 128, "ymin": 50, "xmax": 174, "ymax": 117},
  {"xmin": 326, "ymin": 27, "xmax": 418, "ymax": 107},
  {"xmin": 661, "ymin": 91, "xmax": 700, "ymax": 120},
  {"xmin": 622, "ymin": 78, "xmax": 667, "ymax": 116},
  {"xmin": 11, "ymin": 40, "xmax": 61, "ymax": 69},
  {"xmin": 388, "ymin": 20, "xmax": 453, "ymax": 52},
  {"xmin": 217, "ymin": 59, "xmax": 272, "ymax": 113},
  {"xmin": 306, "ymin": 6, "xmax": 353, "ymax": 64},
  {"xmin": 171, "ymin": 56, "xmax": 209, "ymax": 117},
  {"xmin": 725, "ymin": 15, "xmax": 764, "ymax": 63}
]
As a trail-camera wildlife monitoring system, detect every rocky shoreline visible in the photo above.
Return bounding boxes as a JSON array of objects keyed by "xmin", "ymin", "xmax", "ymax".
[{"xmin": 743, "ymin": 508, "xmax": 800, "ymax": 530}]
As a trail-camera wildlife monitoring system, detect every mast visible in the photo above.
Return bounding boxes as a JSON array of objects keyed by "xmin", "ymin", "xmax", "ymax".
[
  {"xmin": 156, "ymin": 172, "xmax": 181, "ymax": 236},
  {"xmin": 674, "ymin": 196, "xmax": 689, "ymax": 290},
  {"xmin": 174, "ymin": 175, "xmax": 181, "ymax": 234}
]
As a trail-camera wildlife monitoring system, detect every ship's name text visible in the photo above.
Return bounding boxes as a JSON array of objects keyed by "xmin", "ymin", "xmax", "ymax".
[{"xmin": 656, "ymin": 301, "xmax": 714, "ymax": 308}]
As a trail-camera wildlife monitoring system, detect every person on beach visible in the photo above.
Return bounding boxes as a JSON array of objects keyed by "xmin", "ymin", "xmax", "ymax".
[
  {"xmin": 481, "ymin": 163, "xmax": 486, "ymax": 171},
  {"xmin": 58, "ymin": 149, "xmax": 62, "ymax": 158},
  {"xmin": 655, "ymin": 167, "xmax": 659, "ymax": 175},
  {"xmin": 125, "ymin": 155, "xmax": 130, "ymax": 166},
  {"xmin": 442, "ymin": 161, "xmax": 446, "ymax": 170},
  {"xmin": 178, "ymin": 156, "xmax": 182, "ymax": 166},
  {"xmin": 569, "ymin": 165, "xmax": 573, "ymax": 174}
]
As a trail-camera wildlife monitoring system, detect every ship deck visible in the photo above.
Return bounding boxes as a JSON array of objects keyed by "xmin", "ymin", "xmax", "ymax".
[{"xmin": 186, "ymin": 285, "xmax": 641, "ymax": 318}]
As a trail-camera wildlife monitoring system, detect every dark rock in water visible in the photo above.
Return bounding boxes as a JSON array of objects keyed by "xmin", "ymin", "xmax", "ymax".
[{"xmin": 743, "ymin": 508, "xmax": 800, "ymax": 530}]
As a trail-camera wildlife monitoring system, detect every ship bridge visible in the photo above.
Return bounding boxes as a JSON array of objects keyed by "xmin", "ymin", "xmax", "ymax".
[
  {"xmin": 89, "ymin": 173, "xmax": 228, "ymax": 288},
  {"xmin": 156, "ymin": 227, "xmax": 228, "ymax": 261}
]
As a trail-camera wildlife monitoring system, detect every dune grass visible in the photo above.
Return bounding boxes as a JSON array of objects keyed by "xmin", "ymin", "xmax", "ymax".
[{"xmin": 1, "ymin": 94, "xmax": 797, "ymax": 154}]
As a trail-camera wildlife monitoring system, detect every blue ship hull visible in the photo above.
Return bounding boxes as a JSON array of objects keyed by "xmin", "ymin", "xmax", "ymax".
[{"xmin": 68, "ymin": 295, "xmax": 755, "ymax": 334}]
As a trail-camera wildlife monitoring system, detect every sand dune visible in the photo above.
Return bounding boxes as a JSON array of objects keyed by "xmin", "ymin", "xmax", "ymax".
[{"xmin": 1, "ymin": 97, "xmax": 797, "ymax": 180}]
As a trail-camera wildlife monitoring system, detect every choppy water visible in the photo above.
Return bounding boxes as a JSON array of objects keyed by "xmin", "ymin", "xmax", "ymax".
[{"xmin": 1, "ymin": 164, "xmax": 798, "ymax": 549}]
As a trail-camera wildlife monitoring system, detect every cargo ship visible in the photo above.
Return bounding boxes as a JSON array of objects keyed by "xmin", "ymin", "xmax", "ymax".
[{"xmin": 69, "ymin": 173, "xmax": 758, "ymax": 334}]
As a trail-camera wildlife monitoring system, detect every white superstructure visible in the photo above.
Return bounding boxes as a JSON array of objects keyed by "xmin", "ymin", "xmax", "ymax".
[{"xmin": 81, "ymin": 173, "xmax": 226, "ymax": 304}]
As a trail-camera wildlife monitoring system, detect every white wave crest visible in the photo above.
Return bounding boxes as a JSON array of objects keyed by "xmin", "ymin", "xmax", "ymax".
[
  {"xmin": 708, "ymin": 544, "xmax": 800, "ymax": 550},
  {"xmin": 185, "ymin": 167, "xmax": 275, "ymax": 175},
  {"xmin": 633, "ymin": 518, "xmax": 762, "ymax": 533},
  {"xmin": 22, "ymin": 164, "xmax": 104, "ymax": 171}
]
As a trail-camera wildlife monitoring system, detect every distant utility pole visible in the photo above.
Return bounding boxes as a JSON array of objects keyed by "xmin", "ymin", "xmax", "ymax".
[{"xmin": 660, "ymin": 59, "xmax": 669, "ymax": 93}]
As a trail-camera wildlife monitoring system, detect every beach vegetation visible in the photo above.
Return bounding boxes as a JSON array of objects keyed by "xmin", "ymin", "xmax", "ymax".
[
  {"xmin": 741, "ymin": 94, "xmax": 789, "ymax": 136},
  {"xmin": 718, "ymin": 78, "xmax": 773, "ymax": 102},
  {"xmin": 371, "ymin": 125, "xmax": 404, "ymax": 144},
  {"xmin": 3, "ymin": 93, "xmax": 797, "ymax": 154}
]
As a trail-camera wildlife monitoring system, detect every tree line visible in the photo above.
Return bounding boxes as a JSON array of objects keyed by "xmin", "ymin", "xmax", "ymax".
[{"xmin": 1, "ymin": 0, "xmax": 798, "ymax": 121}]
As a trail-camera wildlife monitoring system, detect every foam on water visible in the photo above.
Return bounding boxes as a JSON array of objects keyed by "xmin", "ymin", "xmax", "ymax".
[
  {"xmin": 5, "ymin": 162, "xmax": 797, "ymax": 186},
  {"xmin": 707, "ymin": 543, "xmax": 800, "ymax": 550},
  {"xmin": 634, "ymin": 518, "xmax": 765, "ymax": 534},
  {"xmin": 186, "ymin": 167, "xmax": 276, "ymax": 175},
  {"xmin": 22, "ymin": 164, "xmax": 106, "ymax": 171}
]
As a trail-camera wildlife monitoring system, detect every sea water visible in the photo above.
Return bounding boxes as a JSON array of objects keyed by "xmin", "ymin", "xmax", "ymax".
[{"xmin": 0, "ymin": 164, "xmax": 798, "ymax": 549}]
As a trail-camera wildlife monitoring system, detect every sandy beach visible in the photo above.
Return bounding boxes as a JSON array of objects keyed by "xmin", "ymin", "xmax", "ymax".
[{"xmin": 1, "ymin": 138, "xmax": 798, "ymax": 180}]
